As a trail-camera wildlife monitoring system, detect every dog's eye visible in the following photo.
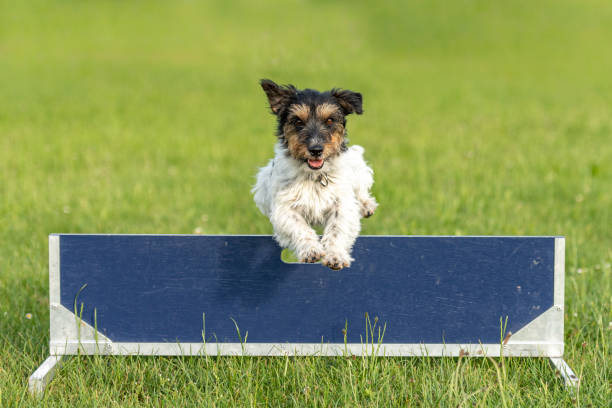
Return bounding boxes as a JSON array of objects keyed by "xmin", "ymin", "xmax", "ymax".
[
  {"xmin": 326, "ymin": 118, "xmax": 334, "ymax": 126},
  {"xmin": 294, "ymin": 119, "xmax": 304, "ymax": 127}
]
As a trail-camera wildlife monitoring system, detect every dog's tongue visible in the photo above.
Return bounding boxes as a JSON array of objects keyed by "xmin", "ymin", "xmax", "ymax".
[{"xmin": 308, "ymin": 159, "xmax": 324, "ymax": 169}]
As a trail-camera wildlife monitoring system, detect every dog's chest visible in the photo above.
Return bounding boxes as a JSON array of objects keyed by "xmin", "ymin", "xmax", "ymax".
[{"xmin": 281, "ymin": 175, "xmax": 342, "ymax": 223}]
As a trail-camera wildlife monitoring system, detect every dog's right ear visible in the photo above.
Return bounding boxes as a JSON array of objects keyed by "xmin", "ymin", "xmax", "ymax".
[{"xmin": 260, "ymin": 79, "xmax": 296, "ymax": 115}]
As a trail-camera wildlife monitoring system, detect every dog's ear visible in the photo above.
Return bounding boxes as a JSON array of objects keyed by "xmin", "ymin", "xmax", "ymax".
[
  {"xmin": 331, "ymin": 89, "xmax": 363, "ymax": 115},
  {"xmin": 260, "ymin": 79, "xmax": 296, "ymax": 115}
]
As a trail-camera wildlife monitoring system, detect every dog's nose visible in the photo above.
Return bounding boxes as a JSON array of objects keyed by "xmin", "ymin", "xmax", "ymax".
[{"xmin": 308, "ymin": 145, "xmax": 323, "ymax": 157}]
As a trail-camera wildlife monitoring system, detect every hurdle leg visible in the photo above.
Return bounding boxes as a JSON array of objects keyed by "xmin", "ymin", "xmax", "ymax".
[
  {"xmin": 549, "ymin": 357, "xmax": 579, "ymax": 390},
  {"xmin": 28, "ymin": 355, "xmax": 63, "ymax": 398}
]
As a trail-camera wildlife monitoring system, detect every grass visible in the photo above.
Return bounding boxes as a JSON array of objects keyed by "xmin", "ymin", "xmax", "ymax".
[{"xmin": 1, "ymin": 0, "xmax": 611, "ymax": 405}]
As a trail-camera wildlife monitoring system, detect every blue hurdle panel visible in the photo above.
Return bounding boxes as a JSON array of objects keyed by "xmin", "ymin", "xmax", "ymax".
[{"xmin": 48, "ymin": 234, "xmax": 565, "ymax": 357}]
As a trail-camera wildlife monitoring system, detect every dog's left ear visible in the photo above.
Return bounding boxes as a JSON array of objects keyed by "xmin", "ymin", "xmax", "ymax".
[
  {"xmin": 260, "ymin": 79, "xmax": 296, "ymax": 115},
  {"xmin": 331, "ymin": 89, "xmax": 363, "ymax": 115}
]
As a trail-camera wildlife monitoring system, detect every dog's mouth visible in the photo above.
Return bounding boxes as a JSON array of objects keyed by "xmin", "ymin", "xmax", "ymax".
[{"xmin": 307, "ymin": 159, "xmax": 324, "ymax": 170}]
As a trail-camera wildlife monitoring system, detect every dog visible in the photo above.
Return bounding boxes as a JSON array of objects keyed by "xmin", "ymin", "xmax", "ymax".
[{"xmin": 252, "ymin": 79, "xmax": 378, "ymax": 270}]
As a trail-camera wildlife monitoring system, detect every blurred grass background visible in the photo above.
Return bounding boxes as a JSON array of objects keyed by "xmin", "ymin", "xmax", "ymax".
[{"xmin": 1, "ymin": 0, "xmax": 610, "ymax": 406}]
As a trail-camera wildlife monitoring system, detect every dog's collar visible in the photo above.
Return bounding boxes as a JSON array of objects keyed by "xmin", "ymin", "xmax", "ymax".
[{"xmin": 317, "ymin": 172, "xmax": 331, "ymax": 187}]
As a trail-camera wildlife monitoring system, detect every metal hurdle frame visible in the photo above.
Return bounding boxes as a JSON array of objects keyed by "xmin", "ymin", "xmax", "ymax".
[{"xmin": 29, "ymin": 235, "xmax": 578, "ymax": 396}]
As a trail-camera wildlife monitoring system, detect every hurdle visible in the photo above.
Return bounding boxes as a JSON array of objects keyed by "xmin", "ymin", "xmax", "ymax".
[{"xmin": 29, "ymin": 234, "xmax": 578, "ymax": 396}]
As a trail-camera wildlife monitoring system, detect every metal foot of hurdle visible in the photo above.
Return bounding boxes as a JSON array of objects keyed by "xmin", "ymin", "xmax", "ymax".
[{"xmin": 30, "ymin": 234, "xmax": 578, "ymax": 396}]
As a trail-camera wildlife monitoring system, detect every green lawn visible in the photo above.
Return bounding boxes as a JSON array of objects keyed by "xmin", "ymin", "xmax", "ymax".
[{"xmin": 1, "ymin": 0, "xmax": 610, "ymax": 406}]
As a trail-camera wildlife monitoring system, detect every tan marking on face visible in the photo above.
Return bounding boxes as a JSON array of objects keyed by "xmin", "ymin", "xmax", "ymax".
[
  {"xmin": 284, "ymin": 127, "xmax": 310, "ymax": 160},
  {"xmin": 288, "ymin": 104, "xmax": 310, "ymax": 122},
  {"xmin": 323, "ymin": 129, "xmax": 345, "ymax": 158},
  {"xmin": 316, "ymin": 103, "xmax": 340, "ymax": 120}
]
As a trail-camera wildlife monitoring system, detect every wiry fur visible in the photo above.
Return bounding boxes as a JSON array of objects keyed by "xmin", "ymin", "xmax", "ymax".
[{"xmin": 252, "ymin": 80, "xmax": 378, "ymax": 270}]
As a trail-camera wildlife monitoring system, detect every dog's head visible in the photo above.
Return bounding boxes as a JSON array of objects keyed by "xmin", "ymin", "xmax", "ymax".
[{"xmin": 260, "ymin": 79, "xmax": 362, "ymax": 170}]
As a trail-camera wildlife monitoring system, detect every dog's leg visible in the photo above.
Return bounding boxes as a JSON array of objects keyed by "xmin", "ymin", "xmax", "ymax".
[
  {"xmin": 358, "ymin": 195, "xmax": 378, "ymax": 218},
  {"xmin": 321, "ymin": 198, "xmax": 361, "ymax": 270},
  {"xmin": 270, "ymin": 206, "xmax": 324, "ymax": 263},
  {"xmin": 351, "ymin": 157, "xmax": 378, "ymax": 218}
]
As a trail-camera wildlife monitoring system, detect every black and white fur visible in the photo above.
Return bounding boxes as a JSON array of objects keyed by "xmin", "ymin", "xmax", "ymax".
[{"xmin": 252, "ymin": 79, "xmax": 377, "ymax": 270}]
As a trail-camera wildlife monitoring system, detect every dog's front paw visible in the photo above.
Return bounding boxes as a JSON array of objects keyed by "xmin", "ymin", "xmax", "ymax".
[
  {"xmin": 322, "ymin": 251, "xmax": 352, "ymax": 270},
  {"xmin": 360, "ymin": 197, "xmax": 378, "ymax": 218},
  {"xmin": 298, "ymin": 245, "xmax": 325, "ymax": 263}
]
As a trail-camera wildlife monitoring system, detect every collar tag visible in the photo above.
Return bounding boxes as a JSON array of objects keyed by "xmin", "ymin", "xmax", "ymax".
[{"xmin": 317, "ymin": 173, "xmax": 329, "ymax": 187}]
